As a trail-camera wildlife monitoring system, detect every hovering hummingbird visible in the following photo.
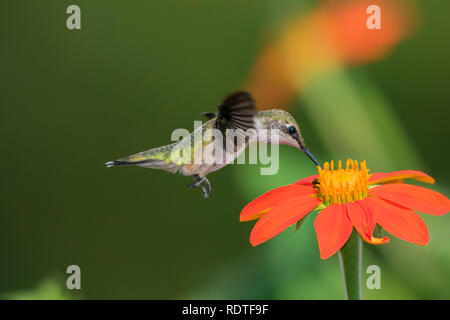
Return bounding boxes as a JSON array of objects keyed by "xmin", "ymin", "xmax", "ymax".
[{"xmin": 106, "ymin": 91, "xmax": 320, "ymax": 198}]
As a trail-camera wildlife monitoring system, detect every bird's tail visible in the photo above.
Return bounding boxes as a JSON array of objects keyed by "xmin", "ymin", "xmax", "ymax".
[
  {"xmin": 105, "ymin": 143, "xmax": 180, "ymax": 173},
  {"xmin": 105, "ymin": 158, "xmax": 152, "ymax": 167}
]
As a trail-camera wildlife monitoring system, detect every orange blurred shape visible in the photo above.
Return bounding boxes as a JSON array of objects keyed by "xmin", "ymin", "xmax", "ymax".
[{"xmin": 246, "ymin": 0, "xmax": 417, "ymax": 109}]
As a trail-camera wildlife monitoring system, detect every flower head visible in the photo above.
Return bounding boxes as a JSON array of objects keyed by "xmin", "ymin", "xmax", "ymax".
[
  {"xmin": 240, "ymin": 159, "xmax": 449, "ymax": 259},
  {"xmin": 246, "ymin": 0, "xmax": 415, "ymax": 108}
]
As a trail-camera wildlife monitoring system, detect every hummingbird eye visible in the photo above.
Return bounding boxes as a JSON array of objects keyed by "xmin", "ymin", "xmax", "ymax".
[{"xmin": 288, "ymin": 126, "xmax": 297, "ymax": 135}]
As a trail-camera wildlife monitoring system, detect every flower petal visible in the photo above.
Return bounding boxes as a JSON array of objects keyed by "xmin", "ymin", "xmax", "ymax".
[
  {"xmin": 314, "ymin": 203, "xmax": 353, "ymax": 259},
  {"xmin": 347, "ymin": 201, "xmax": 389, "ymax": 245},
  {"xmin": 249, "ymin": 195, "xmax": 321, "ymax": 246},
  {"xmin": 369, "ymin": 170, "xmax": 435, "ymax": 185},
  {"xmin": 364, "ymin": 197, "xmax": 429, "ymax": 245},
  {"xmin": 370, "ymin": 183, "xmax": 450, "ymax": 216},
  {"xmin": 292, "ymin": 174, "xmax": 319, "ymax": 186},
  {"xmin": 240, "ymin": 185, "xmax": 316, "ymax": 221}
]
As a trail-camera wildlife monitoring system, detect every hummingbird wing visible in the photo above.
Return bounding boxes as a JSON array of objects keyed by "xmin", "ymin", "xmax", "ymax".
[
  {"xmin": 215, "ymin": 91, "xmax": 258, "ymax": 154},
  {"xmin": 216, "ymin": 91, "xmax": 257, "ymax": 132}
]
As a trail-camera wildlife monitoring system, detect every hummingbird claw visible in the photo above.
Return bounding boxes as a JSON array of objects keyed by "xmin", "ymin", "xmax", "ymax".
[
  {"xmin": 187, "ymin": 175, "xmax": 213, "ymax": 198},
  {"xmin": 202, "ymin": 177, "xmax": 212, "ymax": 199},
  {"xmin": 186, "ymin": 182, "xmax": 196, "ymax": 188},
  {"xmin": 201, "ymin": 185, "xmax": 212, "ymax": 199},
  {"xmin": 187, "ymin": 175, "xmax": 203, "ymax": 189}
]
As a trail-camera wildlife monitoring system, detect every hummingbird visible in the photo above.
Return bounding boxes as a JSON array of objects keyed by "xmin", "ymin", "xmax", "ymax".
[{"xmin": 106, "ymin": 91, "xmax": 320, "ymax": 198}]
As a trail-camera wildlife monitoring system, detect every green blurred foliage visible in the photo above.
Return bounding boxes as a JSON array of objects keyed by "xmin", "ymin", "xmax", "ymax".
[
  {"xmin": 0, "ymin": 0, "xmax": 449, "ymax": 299},
  {"xmin": 3, "ymin": 276, "xmax": 77, "ymax": 300}
]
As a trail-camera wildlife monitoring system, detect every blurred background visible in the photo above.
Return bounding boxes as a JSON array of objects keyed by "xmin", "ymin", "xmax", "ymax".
[{"xmin": 0, "ymin": 0, "xmax": 449, "ymax": 299}]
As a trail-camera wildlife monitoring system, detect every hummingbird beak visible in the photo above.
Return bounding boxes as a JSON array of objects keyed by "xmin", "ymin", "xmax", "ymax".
[
  {"xmin": 298, "ymin": 139, "xmax": 322, "ymax": 168},
  {"xmin": 303, "ymin": 148, "xmax": 322, "ymax": 168}
]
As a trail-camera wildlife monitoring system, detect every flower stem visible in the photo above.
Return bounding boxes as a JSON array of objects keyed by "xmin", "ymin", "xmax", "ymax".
[{"xmin": 338, "ymin": 230, "xmax": 362, "ymax": 300}]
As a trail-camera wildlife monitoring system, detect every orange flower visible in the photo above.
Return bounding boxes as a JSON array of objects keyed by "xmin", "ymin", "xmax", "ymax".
[
  {"xmin": 240, "ymin": 159, "xmax": 449, "ymax": 259},
  {"xmin": 246, "ymin": 0, "xmax": 416, "ymax": 108}
]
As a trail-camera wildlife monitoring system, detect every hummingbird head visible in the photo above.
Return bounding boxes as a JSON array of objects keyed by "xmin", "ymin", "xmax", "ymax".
[{"xmin": 255, "ymin": 109, "xmax": 321, "ymax": 167}]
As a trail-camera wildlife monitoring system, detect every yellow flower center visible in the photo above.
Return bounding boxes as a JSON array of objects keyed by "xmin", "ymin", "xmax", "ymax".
[{"xmin": 317, "ymin": 159, "xmax": 369, "ymax": 205}]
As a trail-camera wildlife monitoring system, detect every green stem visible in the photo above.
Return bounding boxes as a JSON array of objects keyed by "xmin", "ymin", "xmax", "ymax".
[{"xmin": 338, "ymin": 230, "xmax": 362, "ymax": 300}]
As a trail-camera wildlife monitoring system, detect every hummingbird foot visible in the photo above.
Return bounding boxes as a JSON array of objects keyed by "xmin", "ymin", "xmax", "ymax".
[
  {"xmin": 187, "ymin": 175, "xmax": 212, "ymax": 199},
  {"xmin": 187, "ymin": 175, "xmax": 203, "ymax": 188},
  {"xmin": 200, "ymin": 184, "xmax": 211, "ymax": 199},
  {"xmin": 201, "ymin": 177, "xmax": 212, "ymax": 199}
]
